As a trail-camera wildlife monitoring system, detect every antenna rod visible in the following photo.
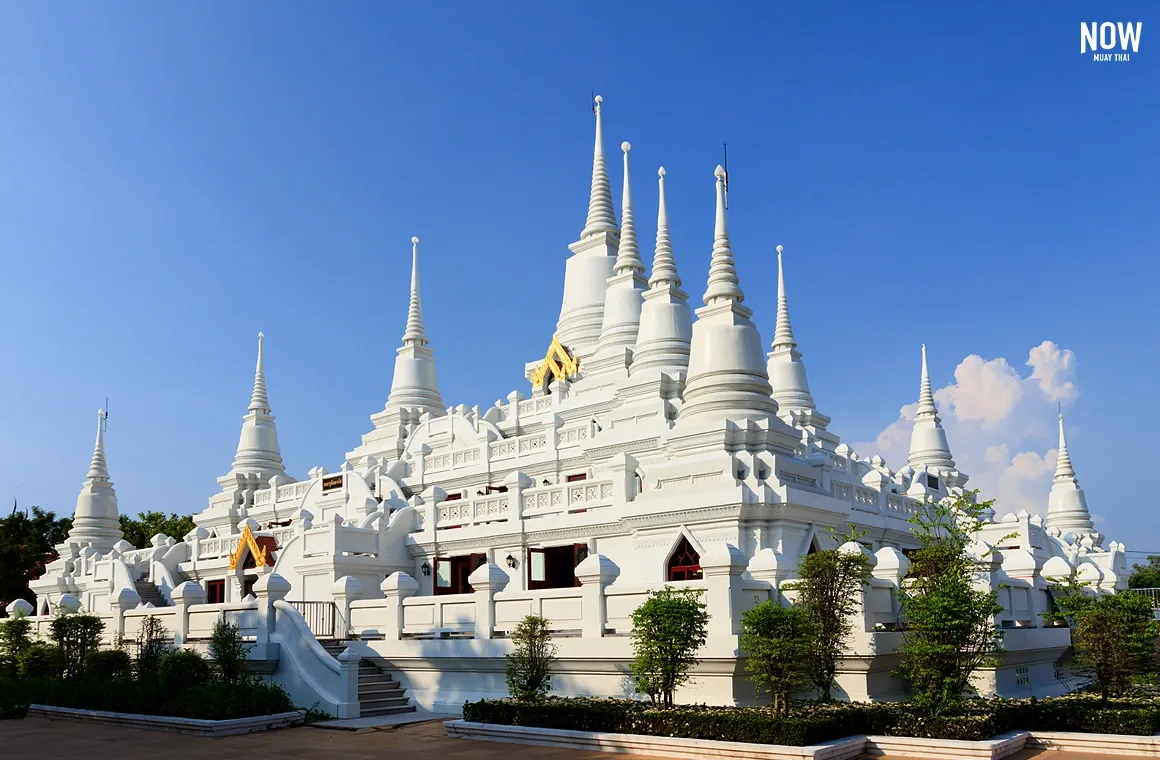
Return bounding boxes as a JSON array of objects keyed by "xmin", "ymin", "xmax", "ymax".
[
  {"xmin": 591, "ymin": 90, "xmax": 596, "ymax": 114},
  {"xmin": 722, "ymin": 143, "xmax": 730, "ymax": 210},
  {"xmin": 103, "ymin": 397, "xmax": 109, "ymax": 432}
]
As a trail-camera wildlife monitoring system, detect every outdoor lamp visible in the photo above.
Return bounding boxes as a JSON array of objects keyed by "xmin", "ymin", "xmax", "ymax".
[
  {"xmin": 421, "ymin": 561, "xmax": 431, "ymax": 577},
  {"xmin": 506, "ymin": 554, "xmax": 517, "ymax": 568}
]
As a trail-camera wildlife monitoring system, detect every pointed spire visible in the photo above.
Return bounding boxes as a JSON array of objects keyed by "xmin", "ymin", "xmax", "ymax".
[
  {"xmin": 613, "ymin": 142, "xmax": 643, "ymax": 275},
  {"xmin": 916, "ymin": 344, "xmax": 939, "ymax": 419},
  {"xmin": 225, "ymin": 333, "xmax": 287, "ymax": 483},
  {"xmin": 771, "ymin": 246, "xmax": 797, "ymax": 351},
  {"xmin": 581, "ymin": 95, "xmax": 618, "ymax": 238},
  {"xmin": 87, "ymin": 409, "xmax": 109, "ymax": 482},
  {"xmin": 908, "ymin": 344, "xmax": 956, "ymax": 471},
  {"xmin": 650, "ymin": 166, "xmax": 680, "ymax": 287},
  {"xmin": 766, "ymin": 246, "xmax": 820, "ymax": 421},
  {"xmin": 1054, "ymin": 412, "xmax": 1076, "ymax": 481},
  {"xmin": 676, "ymin": 166, "xmax": 778, "ymax": 426},
  {"xmin": 1047, "ymin": 410, "xmax": 1094, "ymax": 533},
  {"xmin": 402, "ymin": 237, "xmax": 428, "ymax": 347},
  {"xmin": 248, "ymin": 332, "xmax": 270, "ymax": 413},
  {"xmin": 68, "ymin": 407, "xmax": 122, "ymax": 553},
  {"xmin": 704, "ymin": 166, "xmax": 744, "ymax": 305},
  {"xmin": 631, "ymin": 166, "xmax": 691, "ymax": 378}
]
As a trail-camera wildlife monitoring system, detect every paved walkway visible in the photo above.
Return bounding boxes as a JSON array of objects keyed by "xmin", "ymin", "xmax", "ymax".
[{"xmin": 1, "ymin": 715, "xmax": 1124, "ymax": 760}]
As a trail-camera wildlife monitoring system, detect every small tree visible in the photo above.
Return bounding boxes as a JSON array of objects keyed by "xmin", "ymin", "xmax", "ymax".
[
  {"xmin": 1053, "ymin": 589, "xmax": 1158, "ymax": 704},
  {"xmin": 1128, "ymin": 556, "xmax": 1160, "ymax": 589},
  {"xmin": 49, "ymin": 611, "xmax": 104, "ymax": 679},
  {"xmin": 209, "ymin": 614, "xmax": 252, "ymax": 684},
  {"xmin": 630, "ymin": 586, "xmax": 708, "ymax": 708},
  {"xmin": 896, "ymin": 492, "xmax": 1005, "ymax": 716},
  {"xmin": 739, "ymin": 602, "xmax": 816, "ymax": 715},
  {"xmin": 135, "ymin": 615, "xmax": 171, "ymax": 680},
  {"xmin": 0, "ymin": 612, "xmax": 33, "ymax": 676},
  {"xmin": 505, "ymin": 614, "xmax": 556, "ymax": 701},
  {"xmin": 789, "ymin": 526, "xmax": 873, "ymax": 700}
]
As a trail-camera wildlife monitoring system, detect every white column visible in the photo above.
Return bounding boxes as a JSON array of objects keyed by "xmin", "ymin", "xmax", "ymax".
[
  {"xmin": 574, "ymin": 554, "xmax": 620, "ymax": 639},
  {"xmin": 331, "ymin": 576, "xmax": 365, "ymax": 639},
  {"xmin": 170, "ymin": 581, "xmax": 206, "ymax": 645},
  {"xmin": 467, "ymin": 562, "xmax": 509, "ymax": 640},
  {"xmin": 699, "ymin": 544, "xmax": 747, "ymax": 640},
  {"xmin": 380, "ymin": 572, "xmax": 419, "ymax": 641},
  {"xmin": 253, "ymin": 572, "xmax": 290, "ymax": 661}
]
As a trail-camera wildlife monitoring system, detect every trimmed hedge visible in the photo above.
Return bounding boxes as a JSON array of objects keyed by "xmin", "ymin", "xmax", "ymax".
[
  {"xmin": 0, "ymin": 676, "xmax": 293, "ymax": 721},
  {"xmin": 463, "ymin": 693, "xmax": 1160, "ymax": 745}
]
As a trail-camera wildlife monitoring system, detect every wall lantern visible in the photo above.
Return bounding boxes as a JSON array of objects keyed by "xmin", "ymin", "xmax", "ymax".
[
  {"xmin": 505, "ymin": 554, "xmax": 517, "ymax": 569},
  {"xmin": 421, "ymin": 561, "xmax": 431, "ymax": 577}
]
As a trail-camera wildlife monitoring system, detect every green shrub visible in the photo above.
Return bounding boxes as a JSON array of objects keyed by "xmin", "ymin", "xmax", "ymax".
[
  {"xmin": 1052, "ymin": 589, "xmax": 1159, "ymax": 704},
  {"xmin": 885, "ymin": 711, "xmax": 1003, "ymax": 741},
  {"xmin": 0, "ymin": 615, "xmax": 33, "ymax": 662},
  {"xmin": 630, "ymin": 587, "xmax": 708, "ymax": 708},
  {"xmin": 506, "ymin": 614, "xmax": 556, "ymax": 701},
  {"xmin": 739, "ymin": 602, "xmax": 816, "ymax": 715},
  {"xmin": 135, "ymin": 615, "xmax": 171, "ymax": 680},
  {"xmin": 49, "ymin": 611, "xmax": 104, "ymax": 679},
  {"xmin": 788, "ymin": 527, "xmax": 873, "ymax": 701},
  {"xmin": 159, "ymin": 649, "xmax": 211, "ymax": 692},
  {"xmin": 208, "ymin": 614, "xmax": 252, "ymax": 684},
  {"xmin": 18, "ymin": 642, "xmax": 59, "ymax": 678},
  {"xmin": 462, "ymin": 697, "xmax": 858, "ymax": 746},
  {"xmin": 164, "ymin": 680, "xmax": 294, "ymax": 720},
  {"xmin": 86, "ymin": 649, "xmax": 133, "ymax": 681}
]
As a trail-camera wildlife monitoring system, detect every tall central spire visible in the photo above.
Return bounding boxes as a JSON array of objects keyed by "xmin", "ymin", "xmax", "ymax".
[
  {"xmin": 907, "ymin": 344, "xmax": 956, "ymax": 471},
  {"xmin": 249, "ymin": 332, "xmax": 270, "ymax": 413},
  {"xmin": 402, "ymin": 237, "xmax": 428, "ymax": 347},
  {"xmin": 582, "ymin": 95, "xmax": 618, "ymax": 238},
  {"xmin": 555, "ymin": 94, "xmax": 620, "ymax": 358},
  {"xmin": 677, "ymin": 166, "xmax": 777, "ymax": 425},
  {"xmin": 87, "ymin": 408, "xmax": 110, "ymax": 481},
  {"xmin": 67, "ymin": 408, "xmax": 123, "ymax": 553},
  {"xmin": 226, "ymin": 332, "xmax": 288, "ymax": 483},
  {"xmin": 1046, "ymin": 411, "xmax": 1094, "ymax": 533},
  {"xmin": 766, "ymin": 245, "xmax": 818, "ymax": 419},
  {"xmin": 703, "ymin": 166, "xmax": 745, "ymax": 305},
  {"xmin": 384, "ymin": 236, "xmax": 444, "ymax": 417},
  {"xmin": 632, "ymin": 166, "xmax": 691, "ymax": 377}
]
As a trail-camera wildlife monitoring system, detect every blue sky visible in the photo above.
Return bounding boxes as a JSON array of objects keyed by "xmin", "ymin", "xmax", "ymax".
[{"xmin": 1, "ymin": 3, "xmax": 1157, "ymax": 555}]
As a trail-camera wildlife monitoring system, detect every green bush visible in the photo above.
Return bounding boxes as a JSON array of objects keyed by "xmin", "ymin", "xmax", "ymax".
[
  {"xmin": 135, "ymin": 615, "xmax": 171, "ymax": 680},
  {"xmin": 630, "ymin": 587, "xmax": 708, "ymax": 708},
  {"xmin": 86, "ymin": 649, "xmax": 133, "ymax": 681},
  {"xmin": 0, "ymin": 674, "xmax": 294, "ymax": 721},
  {"xmin": 208, "ymin": 615, "xmax": 252, "ymax": 684},
  {"xmin": 159, "ymin": 649, "xmax": 211, "ymax": 692},
  {"xmin": 506, "ymin": 614, "xmax": 556, "ymax": 701},
  {"xmin": 18, "ymin": 642, "xmax": 59, "ymax": 678},
  {"xmin": 49, "ymin": 611, "xmax": 104, "ymax": 679},
  {"xmin": 164, "ymin": 681, "xmax": 294, "ymax": 720},
  {"xmin": 462, "ymin": 697, "xmax": 873, "ymax": 746},
  {"xmin": 739, "ymin": 602, "xmax": 816, "ymax": 715}
]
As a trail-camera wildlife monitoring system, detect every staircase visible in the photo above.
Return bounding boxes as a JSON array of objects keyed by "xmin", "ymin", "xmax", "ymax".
[
  {"xmin": 320, "ymin": 640, "xmax": 416, "ymax": 718},
  {"xmin": 134, "ymin": 579, "xmax": 169, "ymax": 607}
]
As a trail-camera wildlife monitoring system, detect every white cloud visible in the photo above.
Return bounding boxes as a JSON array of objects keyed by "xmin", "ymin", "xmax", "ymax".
[
  {"xmin": 935, "ymin": 355, "xmax": 1024, "ymax": 428},
  {"xmin": 1027, "ymin": 340, "xmax": 1079, "ymax": 403},
  {"xmin": 852, "ymin": 341, "xmax": 1079, "ymax": 518}
]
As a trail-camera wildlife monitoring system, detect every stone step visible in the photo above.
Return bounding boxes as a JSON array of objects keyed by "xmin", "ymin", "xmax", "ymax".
[
  {"xmin": 358, "ymin": 686, "xmax": 406, "ymax": 699},
  {"xmin": 360, "ymin": 704, "xmax": 417, "ymax": 718}
]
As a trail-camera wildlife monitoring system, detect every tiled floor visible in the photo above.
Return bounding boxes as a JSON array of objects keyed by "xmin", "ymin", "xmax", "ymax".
[
  {"xmin": 2, "ymin": 715, "xmax": 1127, "ymax": 760},
  {"xmin": 5, "ymin": 716, "xmax": 663, "ymax": 760}
]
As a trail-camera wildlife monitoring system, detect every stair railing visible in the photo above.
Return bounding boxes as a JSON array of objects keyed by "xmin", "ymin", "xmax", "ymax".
[{"xmin": 285, "ymin": 600, "xmax": 342, "ymax": 640}]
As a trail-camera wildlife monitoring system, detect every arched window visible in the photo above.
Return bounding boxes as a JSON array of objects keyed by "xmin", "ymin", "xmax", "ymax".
[
  {"xmin": 633, "ymin": 472, "xmax": 644, "ymax": 499},
  {"xmin": 667, "ymin": 536, "xmax": 703, "ymax": 581}
]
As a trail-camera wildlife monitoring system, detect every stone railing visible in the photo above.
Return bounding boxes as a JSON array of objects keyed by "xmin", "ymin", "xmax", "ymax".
[{"xmin": 522, "ymin": 478, "xmax": 614, "ymax": 520}]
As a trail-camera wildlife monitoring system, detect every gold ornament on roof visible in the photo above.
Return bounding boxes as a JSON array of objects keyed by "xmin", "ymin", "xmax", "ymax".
[{"xmin": 531, "ymin": 337, "xmax": 580, "ymax": 390}]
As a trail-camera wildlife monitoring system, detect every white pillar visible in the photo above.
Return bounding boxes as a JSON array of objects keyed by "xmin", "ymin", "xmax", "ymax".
[
  {"xmin": 253, "ymin": 572, "xmax": 290, "ymax": 660},
  {"xmin": 699, "ymin": 544, "xmax": 746, "ymax": 640},
  {"xmin": 331, "ymin": 576, "xmax": 365, "ymax": 639},
  {"xmin": 574, "ymin": 554, "xmax": 619, "ymax": 638},
  {"xmin": 380, "ymin": 572, "xmax": 419, "ymax": 641},
  {"xmin": 467, "ymin": 561, "xmax": 509, "ymax": 640},
  {"xmin": 170, "ymin": 581, "xmax": 206, "ymax": 645},
  {"xmin": 336, "ymin": 646, "xmax": 362, "ymax": 719}
]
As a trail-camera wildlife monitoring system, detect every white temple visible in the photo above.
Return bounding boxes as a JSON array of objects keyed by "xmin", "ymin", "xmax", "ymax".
[{"xmin": 20, "ymin": 96, "xmax": 1126, "ymax": 716}]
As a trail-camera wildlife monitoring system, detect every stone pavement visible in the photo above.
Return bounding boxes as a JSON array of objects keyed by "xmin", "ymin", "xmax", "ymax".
[{"xmin": 1, "ymin": 714, "xmax": 1125, "ymax": 760}]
